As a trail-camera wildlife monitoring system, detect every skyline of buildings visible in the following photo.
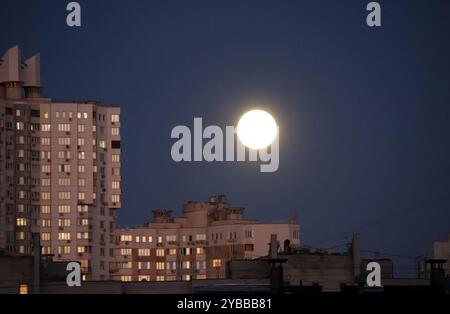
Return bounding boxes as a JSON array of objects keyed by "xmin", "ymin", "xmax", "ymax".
[{"xmin": 0, "ymin": 46, "xmax": 299, "ymax": 282}]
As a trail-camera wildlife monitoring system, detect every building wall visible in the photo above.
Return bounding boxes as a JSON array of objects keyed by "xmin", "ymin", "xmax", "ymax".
[
  {"xmin": 115, "ymin": 196, "xmax": 300, "ymax": 282},
  {"xmin": 0, "ymin": 46, "xmax": 121, "ymax": 281}
]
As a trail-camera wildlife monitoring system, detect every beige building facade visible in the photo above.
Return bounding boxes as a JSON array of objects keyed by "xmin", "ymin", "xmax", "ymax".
[
  {"xmin": 115, "ymin": 195, "xmax": 300, "ymax": 282},
  {"xmin": 0, "ymin": 46, "xmax": 121, "ymax": 280}
]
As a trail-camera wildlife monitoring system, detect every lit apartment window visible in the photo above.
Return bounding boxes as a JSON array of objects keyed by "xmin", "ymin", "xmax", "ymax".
[
  {"xmin": 156, "ymin": 249, "xmax": 165, "ymax": 257},
  {"xmin": 168, "ymin": 248, "xmax": 177, "ymax": 255},
  {"xmin": 17, "ymin": 149, "xmax": 24, "ymax": 158},
  {"xmin": 41, "ymin": 137, "xmax": 51, "ymax": 145},
  {"xmin": 138, "ymin": 249, "xmax": 151, "ymax": 256},
  {"xmin": 18, "ymin": 191, "xmax": 26, "ymax": 199},
  {"xmin": 58, "ymin": 232, "xmax": 71, "ymax": 241},
  {"xmin": 43, "ymin": 112, "xmax": 49, "ymax": 119},
  {"xmin": 58, "ymin": 164, "xmax": 71, "ymax": 173},
  {"xmin": 58, "ymin": 246, "xmax": 71, "ymax": 254},
  {"xmin": 156, "ymin": 276, "xmax": 165, "ymax": 282},
  {"xmin": 16, "ymin": 122, "xmax": 24, "ymax": 130},
  {"xmin": 18, "ymin": 246, "xmax": 26, "ymax": 254},
  {"xmin": 58, "ymin": 137, "xmax": 70, "ymax": 145},
  {"xmin": 78, "ymin": 124, "xmax": 85, "ymax": 132},
  {"xmin": 41, "ymin": 233, "xmax": 51, "ymax": 241},
  {"xmin": 77, "ymin": 205, "xmax": 88, "ymax": 213},
  {"xmin": 183, "ymin": 248, "xmax": 192, "ymax": 256},
  {"xmin": 58, "ymin": 123, "xmax": 71, "ymax": 132},
  {"xmin": 196, "ymin": 234, "xmax": 206, "ymax": 241},
  {"xmin": 41, "ymin": 124, "xmax": 51, "ymax": 131},
  {"xmin": 111, "ymin": 127, "xmax": 120, "ymax": 136},
  {"xmin": 99, "ymin": 140, "xmax": 106, "ymax": 149},
  {"xmin": 120, "ymin": 235, "xmax": 132, "ymax": 242},
  {"xmin": 16, "ymin": 218, "xmax": 28, "ymax": 227},
  {"xmin": 196, "ymin": 261, "xmax": 206, "ymax": 270},
  {"xmin": 58, "ymin": 205, "xmax": 71, "ymax": 214},
  {"xmin": 79, "ymin": 218, "xmax": 89, "ymax": 226},
  {"xmin": 157, "ymin": 236, "xmax": 163, "ymax": 244},
  {"xmin": 78, "ymin": 192, "xmax": 85, "ymax": 201},
  {"xmin": 58, "ymin": 192, "xmax": 71, "ymax": 200},
  {"xmin": 41, "ymin": 178, "xmax": 51, "ymax": 186},
  {"xmin": 41, "ymin": 246, "xmax": 51, "ymax": 255},
  {"xmin": 78, "ymin": 138, "xmax": 85, "ymax": 146},
  {"xmin": 77, "ymin": 246, "xmax": 86, "ymax": 253},
  {"xmin": 138, "ymin": 275, "xmax": 150, "ymax": 282},
  {"xmin": 111, "ymin": 114, "xmax": 120, "ymax": 123},
  {"xmin": 183, "ymin": 261, "xmax": 191, "ymax": 269},
  {"xmin": 212, "ymin": 259, "xmax": 222, "ymax": 268},
  {"xmin": 156, "ymin": 262, "xmax": 165, "ymax": 270},
  {"xmin": 42, "ymin": 219, "xmax": 51, "ymax": 227},
  {"xmin": 112, "ymin": 154, "xmax": 120, "ymax": 162},
  {"xmin": 77, "ymin": 232, "xmax": 89, "ymax": 240},
  {"xmin": 166, "ymin": 235, "xmax": 176, "ymax": 242},
  {"xmin": 78, "ymin": 151, "xmax": 85, "ymax": 160},
  {"xmin": 77, "ymin": 178, "xmax": 85, "ymax": 187},
  {"xmin": 166, "ymin": 261, "xmax": 176, "ymax": 270},
  {"xmin": 58, "ymin": 219, "xmax": 71, "ymax": 227},
  {"xmin": 112, "ymin": 194, "xmax": 120, "ymax": 203},
  {"xmin": 41, "ymin": 192, "xmax": 51, "ymax": 200},
  {"xmin": 41, "ymin": 205, "xmax": 51, "ymax": 214},
  {"xmin": 19, "ymin": 284, "xmax": 28, "ymax": 295},
  {"xmin": 196, "ymin": 274, "xmax": 207, "ymax": 280},
  {"xmin": 148, "ymin": 236, "xmax": 153, "ymax": 243},
  {"xmin": 196, "ymin": 247, "xmax": 204, "ymax": 255},
  {"xmin": 112, "ymin": 181, "xmax": 120, "ymax": 189},
  {"xmin": 138, "ymin": 262, "xmax": 151, "ymax": 270},
  {"xmin": 78, "ymin": 165, "xmax": 85, "ymax": 173},
  {"xmin": 112, "ymin": 167, "xmax": 120, "ymax": 176},
  {"xmin": 120, "ymin": 248, "xmax": 132, "ymax": 256},
  {"xmin": 120, "ymin": 276, "xmax": 132, "ymax": 282},
  {"xmin": 16, "ymin": 204, "xmax": 25, "ymax": 213},
  {"xmin": 41, "ymin": 165, "xmax": 51, "ymax": 173},
  {"xmin": 182, "ymin": 275, "xmax": 191, "ymax": 281}
]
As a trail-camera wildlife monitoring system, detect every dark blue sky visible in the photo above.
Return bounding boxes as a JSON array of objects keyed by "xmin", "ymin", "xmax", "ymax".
[{"xmin": 1, "ymin": 0, "xmax": 449, "ymax": 274}]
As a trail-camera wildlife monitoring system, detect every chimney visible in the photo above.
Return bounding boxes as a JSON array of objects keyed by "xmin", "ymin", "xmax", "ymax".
[
  {"xmin": 351, "ymin": 233, "xmax": 361, "ymax": 277},
  {"xmin": 23, "ymin": 53, "xmax": 42, "ymax": 98},
  {"xmin": 0, "ymin": 46, "xmax": 23, "ymax": 99}
]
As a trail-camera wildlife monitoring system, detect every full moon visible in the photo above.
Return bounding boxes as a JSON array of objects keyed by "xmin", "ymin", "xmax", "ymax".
[{"xmin": 237, "ymin": 109, "xmax": 278, "ymax": 150}]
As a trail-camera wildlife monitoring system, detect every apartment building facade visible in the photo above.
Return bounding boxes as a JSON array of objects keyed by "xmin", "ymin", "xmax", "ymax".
[
  {"xmin": 115, "ymin": 195, "xmax": 300, "ymax": 282},
  {"xmin": 0, "ymin": 46, "xmax": 121, "ymax": 280}
]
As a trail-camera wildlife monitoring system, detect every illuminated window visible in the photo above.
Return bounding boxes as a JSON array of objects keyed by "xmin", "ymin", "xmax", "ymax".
[
  {"xmin": 58, "ymin": 137, "xmax": 70, "ymax": 145},
  {"xmin": 58, "ymin": 123, "xmax": 71, "ymax": 132},
  {"xmin": 196, "ymin": 261, "xmax": 206, "ymax": 270},
  {"xmin": 196, "ymin": 274, "xmax": 207, "ymax": 280},
  {"xmin": 138, "ymin": 275, "xmax": 150, "ymax": 282},
  {"xmin": 168, "ymin": 248, "xmax": 177, "ymax": 255},
  {"xmin": 156, "ymin": 276, "xmax": 165, "ymax": 282},
  {"xmin": 182, "ymin": 275, "xmax": 191, "ymax": 281},
  {"xmin": 166, "ymin": 235, "xmax": 176, "ymax": 242},
  {"xmin": 41, "ymin": 233, "xmax": 51, "ymax": 241},
  {"xmin": 112, "ymin": 154, "xmax": 120, "ymax": 162},
  {"xmin": 196, "ymin": 234, "xmax": 207, "ymax": 241},
  {"xmin": 196, "ymin": 247, "xmax": 204, "ymax": 255},
  {"xmin": 58, "ymin": 205, "xmax": 71, "ymax": 213},
  {"xmin": 182, "ymin": 261, "xmax": 191, "ymax": 269},
  {"xmin": 41, "ymin": 219, "xmax": 51, "ymax": 227},
  {"xmin": 138, "ymin": 262, "xmax": 150, "ymax": 270},
  {"xmin": 156, "ymin": 249, "xmax": 165, "ymax": 257},
  {"xmin": 120, "ymin": 235, "xmax": 132, "ymax": 242},
  {"xmin": 19, "ymin": 284, "xmax": 28, "ymax": 294},
  {"xmin": 78, "ymin": 124, "xmax": 85, "ymax": 132},
  {"xmin": 156, "ymin": 262, "xmax": 165, "ymax": 270},
  {"xmin": 166, "ymin": 261, "xmax": 176, "ymax": 270},
  {"xmin": 57, "ymin": 246, "xmax": 71, "ymax": 254},
  {"xmin": 111, "ymin": 114, "xmax": 120, "ymax": 123},
  {"xmin": 112, "ymin": 127, "xmax": 120, "ymax": 136},
  {"xmin": 16, "ymin": 218, "xmax": 28, "ymax": 226},
  {"xmin": 78, "ymin": 178, "xmax": 86, "ymax": 187},
  {"xmin": 121, "ymin": 276, "xmax": 132, "ymax": 282},
  {"xmin": 138, "ymin": 249, "xmax": 150, "ymax": 256},
  {"xmin": 99, "ymin": 140, "xmax": 106, "ymax": 149},
  {"xmin": 112, "ymin": 181, "xmax": 120, "ymax": 189},
  {"xmin": 58, "ymin": 232, "xmax": 71, "ymax": 240},
  {"xmin": 40, "ymin": 205, "xmax": 51, "ymax": 214},
  {"xmin": 77, "ymin": 138, "xmax": 85, "ymax": 146},
  {"xmin": 120, "ymin": 248, "xmax": 132, "ymax": 256},
  {"xmin": 58, "ymin": 192, "xmax": 71, "ymax": 200},
  {"xmin": 212, "ymin": 259, "xmax": 222, "ymax": 267},
  {"xmin": 58, "ymin": 219, "xmax": 71, "ymax": 227},
  {"xmin": 78, "ymin": 151, "xmax": 85, "ymax": 160},
  {"xmin": 111, "ymin": 194, "xmax": 120, "ymax": 203}
]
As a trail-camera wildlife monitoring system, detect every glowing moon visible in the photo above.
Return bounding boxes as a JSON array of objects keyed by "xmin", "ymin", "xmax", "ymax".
[{"xmin": 237, "ymin": 109, "xmax": 278, "ymax": 150}]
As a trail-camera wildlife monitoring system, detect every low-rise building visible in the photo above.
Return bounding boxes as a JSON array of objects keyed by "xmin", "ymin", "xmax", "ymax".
[{"xmin": 114, "ymin": 195, "xmax": 300, "ymax": 282}]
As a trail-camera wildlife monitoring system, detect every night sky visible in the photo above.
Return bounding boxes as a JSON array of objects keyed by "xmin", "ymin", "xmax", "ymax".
[{"xmin": 1, "ymin": 0, "xmax": 449, "ymax": 275}]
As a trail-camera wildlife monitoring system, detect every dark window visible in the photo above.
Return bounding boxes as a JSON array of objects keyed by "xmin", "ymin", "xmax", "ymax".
[
  {"xmin": 31, "ymin": 110, "xmax": 40, "ymax": 117},
  {"xmin": 5, "ymin": 108, "xmax": 12, "ymax": 115},
  {"xmin": 111, "ymin": 140, "xmax": 120, "ymax": 149}
]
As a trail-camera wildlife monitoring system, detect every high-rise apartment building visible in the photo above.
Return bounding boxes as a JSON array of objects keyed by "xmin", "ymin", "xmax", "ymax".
[
  {"xmin": 115, "ymin": 195, "xmax": 300, "ymax": 282},
  {"xmin": 0, "ymin": 46, "xmax": 121, "ymax": 280}
]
